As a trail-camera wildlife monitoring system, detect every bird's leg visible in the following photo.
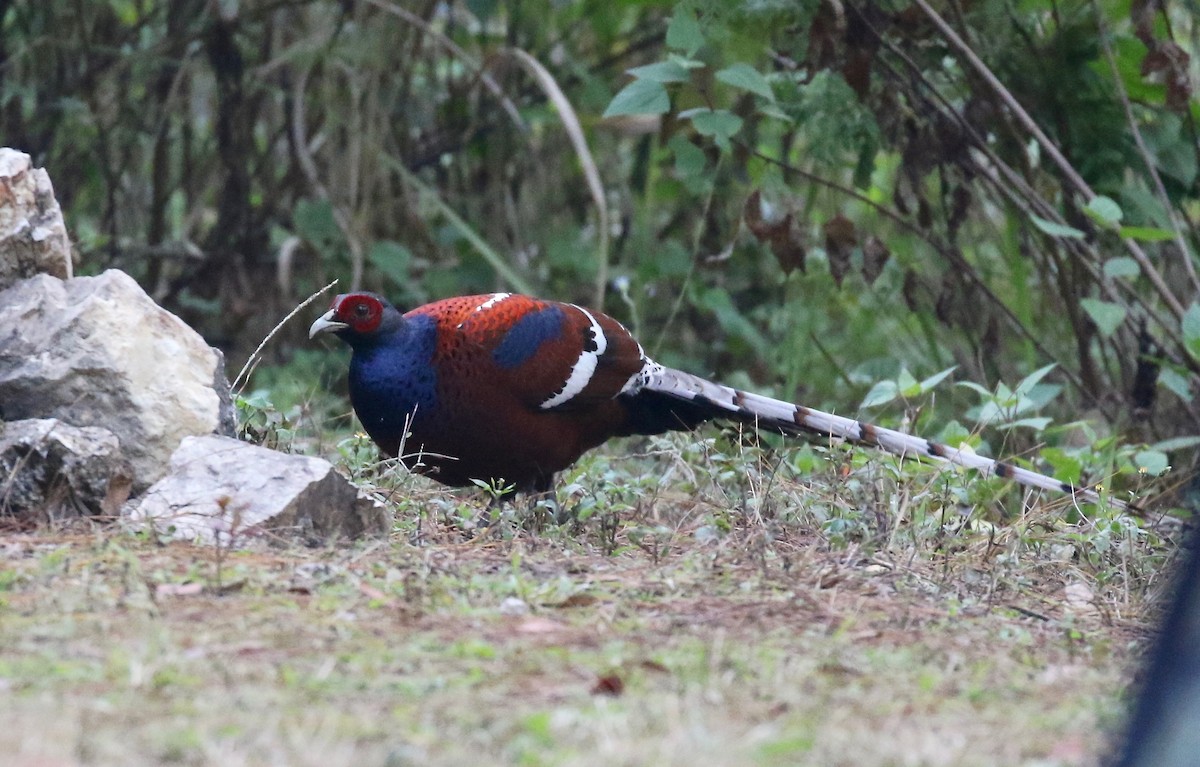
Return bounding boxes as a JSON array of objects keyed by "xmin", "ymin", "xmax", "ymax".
[
  {"xmin": 471, "ymin": 492, "xmax": 506, "ymax": 539},
  {"xmin": 519, "ymin": 490, "xmax": 563, "ymax": 532},
  {"xmin": 519, "ymin": 472, "xmax": 563, "ymax": 532},
  {"xmin": 468, "ymin": 478, "xmax": 522, "ymax": 539}
]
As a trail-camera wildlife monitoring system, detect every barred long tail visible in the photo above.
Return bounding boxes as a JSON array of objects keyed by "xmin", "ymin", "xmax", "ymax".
[{"xmin": 637, "ymin": 365, "xmax": 1129, "ymax": 510}]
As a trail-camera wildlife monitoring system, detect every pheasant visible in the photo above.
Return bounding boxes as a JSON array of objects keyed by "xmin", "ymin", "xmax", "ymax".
[{"xmin": 310, "ymin": 291, "xmax": 1127, "ymax": 508}]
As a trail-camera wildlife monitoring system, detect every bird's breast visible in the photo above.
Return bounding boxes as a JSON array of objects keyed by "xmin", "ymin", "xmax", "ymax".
[{"xmin": 347, "ymin": 315, "xmax": 440, "ymax": 449}]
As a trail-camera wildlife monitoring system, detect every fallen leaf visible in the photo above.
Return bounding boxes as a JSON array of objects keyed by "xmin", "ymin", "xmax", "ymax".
[
  {"xmin": 358, "ymin": 582, "xmax": 394, "ymax": 606},
  {"xmin": 216, "ymin": 580, "xmax": 246, "ymax": 596},
  {"xmin": 1047, "ymin": 734, "xmax": 1087, "ymax": 765},
  {"xmin": 516, "ymin": 617, "xmax": 567, "ymax": 634},
  {"xmin": 639, "ymin": 659, "xmax": 671, "ymax": 674},
  {"xmin": 591, "ymin": 673, "xmax": 624, "ymax": 696},
  {"xmin": 155, "ymin": 582, "xmax": 204, "ymax": 597}
]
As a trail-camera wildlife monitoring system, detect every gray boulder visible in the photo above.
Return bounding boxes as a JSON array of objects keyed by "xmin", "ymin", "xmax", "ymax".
[
  {"xmin": 0, "ymin": 270, "xmax": 235, "ymax": 489},
  {"xmin": 126, "ymin": 435, "xmax": 391, "ymax": 545},
  {"xmin": 0, "ymin": 148, "xmax": 72, "ymax": 289},
  {"xmin": 0, "ymin": 418, "xmax": 133, "ymax": 522}
]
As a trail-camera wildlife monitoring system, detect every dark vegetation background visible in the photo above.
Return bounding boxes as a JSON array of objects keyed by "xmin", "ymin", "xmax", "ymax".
[{"xmin": 3, "ymin": 0, "xmax": 1198, "ymax": 502}]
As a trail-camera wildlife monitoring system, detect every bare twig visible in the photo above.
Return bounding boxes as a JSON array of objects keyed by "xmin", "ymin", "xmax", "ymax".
[{"xmin": 233, "ymin": 280, "xmax": 340, "ymax": 395}]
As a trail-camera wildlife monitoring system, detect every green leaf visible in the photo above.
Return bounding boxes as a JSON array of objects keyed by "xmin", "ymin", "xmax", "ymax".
[
  {"xmin": 1022, "ymin": 383, "xmax": 1063, "ymax": 411},
  {"xmin": 697, "ymin": 287, "xmax": 769, "ymax": 357},
  {"xmin": 1119, "ymin": 225, "xmax": 1176, "ymax": 242},
  {"xmin": 1183, "ymin": 302, "xmax": 1200, "ymax": 360},
  {"xmin": 1041, "ymin": 447, "xmax": 1083, "ymax": 484},
  {"xmin": 1014, "ymin": 363, "xmax": 1058, "ymax": 398},
  {"xmin": 936, "ymin": 420, "xmax": 972, "ymax": 447},
  {"xmin": 603, "ymin": 79, "xmax": 670, "ymax": 117},
  {"xmin": 1102, "ymin": 257, "xmax": 1141, "ymax": 278},
  {"xmin": 1145, "ymin": 115, "xmax": 1198, "ymax": 186},
  {"xmin": 715, "ymin": 63, "xmax": 775, "ymax": 101},
  {"xmin": 1134, "ymin": 450, "xmax": 1170, "ymax": 476},
  {"xmin": 367, "ymin": 240, "xmax": 412, "ymax": 287},
  {"xmin": 1159, "ymin": 368, "xmax": 1193, "ymax": 402},
  {"xmin": 757, "ymin": 103, "xmax": 794, "ymax": 123},
  {"xmin": 1030, "ymin": 215, "xmax": 1085, "ymax": 239},
  {"xmin": 956, "ymin": 381, "xmax": 994, "ymax": 398},
  {"xmin": 665, "ymin": 6, "xmax": 703, "ymax": 56},
  {"xmin": 465, "ymin": 0, "xmax": 498, "ymax": 20},
  {"xmin": 1085, "ymin": 195, "xmax": 1123, "ymax": 228},
  {"xmin": 294, "ymin": 198, "xmax": 341, "ymax": 249},
  {"xmin": 239, "ymin": 390, "xmax": 273, "ymax": 411},
  {"xmin": 681, "ymin": 108, "xmax": 743, "ymax": 149},
  {"xmin": 918, "ymin": 365, "xmax": 958, "ymax": 393},
  {"xmin": 110, "ymin": 0, "xmax": 142, "ymax": 25},
  {"xmin": 1080, "ymin": 299, "xmax": 1127, "ymax": 338},
  {"xmin": 668, "ymin": 54, "xmax": 706, "ymax": 69},
  {"xmin": 1151, "ymin": 435, "xmax": 1200, "ymax": 452},
  {"xmin": 628, "ymin": 61, "xmax": 691, "ymax": 83},
  {"xmin": 668, "ymin": 134, "xmax": 707, "ymax": 183},
  {"xmin": 861, "ymin": 380, "xmax": 899, "ymax": 408}
]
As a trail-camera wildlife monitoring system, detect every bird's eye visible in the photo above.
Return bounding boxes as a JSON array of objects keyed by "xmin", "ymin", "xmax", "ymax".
[{"xmin": 355, "ymin": 303, "xmax": 370, "ymax": 317}]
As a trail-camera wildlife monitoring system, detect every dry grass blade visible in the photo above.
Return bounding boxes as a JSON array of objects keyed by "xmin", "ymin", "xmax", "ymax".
[
  {"xmin": 507, "ymin": 47, "xmax": 611, "ymax": 308},
  {"xmin": 380, "ymin": 154, "xmax": 535, "ymax": 295},
  {"xmin": 232, "ymin": 280, "xmax": 340, "ymax": 395}
]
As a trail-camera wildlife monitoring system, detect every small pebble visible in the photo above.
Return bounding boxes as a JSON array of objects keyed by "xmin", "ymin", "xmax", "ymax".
[{"xmin": 499, "ymin": 597, "xmax": 529, "ymax": 616}]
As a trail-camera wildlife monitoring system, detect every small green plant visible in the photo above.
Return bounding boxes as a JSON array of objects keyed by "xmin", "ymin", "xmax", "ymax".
[
  {"xmin": 335, "ymin": 431, "xmax": 383, "ymax": 480},
  {"xmin": 236, "ymin": 390, "xmax": 297, "ymax": 451},
  {"xmin": 469, "ymin": 478, "xmax": 518, "ymax": 506},
  {"xmin": 957, "ymin": 363, "xmax": 1062, "ymax": 433},
  {"xmin": 860, "ymin": 365, "xmax": 958, "ymax": 410}
]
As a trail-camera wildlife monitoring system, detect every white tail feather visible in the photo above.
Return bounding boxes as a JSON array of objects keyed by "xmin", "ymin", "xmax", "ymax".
[{"xmin": 637, "ymin": 365, "xmax": 1128, "ymax": 510}]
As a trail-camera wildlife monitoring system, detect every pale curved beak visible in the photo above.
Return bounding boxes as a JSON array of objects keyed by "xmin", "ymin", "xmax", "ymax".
[{"xmin": 308, "ymin": 309, "xmax": 349, "ymax": 339}]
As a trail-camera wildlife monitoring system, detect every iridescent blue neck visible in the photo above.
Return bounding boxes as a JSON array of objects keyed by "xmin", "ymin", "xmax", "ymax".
[{"xmin": 347, "ymin": 314, "xmax": 439, "ymax": 439}]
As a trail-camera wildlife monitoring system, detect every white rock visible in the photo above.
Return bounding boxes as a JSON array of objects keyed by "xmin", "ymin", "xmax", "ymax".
[
  {"xmin": 0, "ymin": 270, "xmax": 234, "ymax": 489},
  {"xmin": 126, "ymin": 435, "xmax": 391, "ymax": 545},
  {"xmin": 0, "ymin": 148, "xmax": 72, "ymax": 289}
]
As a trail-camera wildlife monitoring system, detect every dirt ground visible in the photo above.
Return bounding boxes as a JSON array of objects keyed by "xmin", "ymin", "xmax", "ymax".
[{"xmin": 0, "ymin": 506, "xmax": 1158, "ymax": 766}]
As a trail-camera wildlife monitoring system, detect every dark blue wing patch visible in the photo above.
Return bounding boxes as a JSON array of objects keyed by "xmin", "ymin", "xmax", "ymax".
[{"xmin": 492, "ymin": 305, "xmax": 565, "ymax": 368}]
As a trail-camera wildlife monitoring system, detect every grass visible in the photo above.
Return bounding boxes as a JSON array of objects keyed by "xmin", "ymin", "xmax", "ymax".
[{"xmin": 0, "ymin": 426, "xmax": 1173, "ymax": 766}]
